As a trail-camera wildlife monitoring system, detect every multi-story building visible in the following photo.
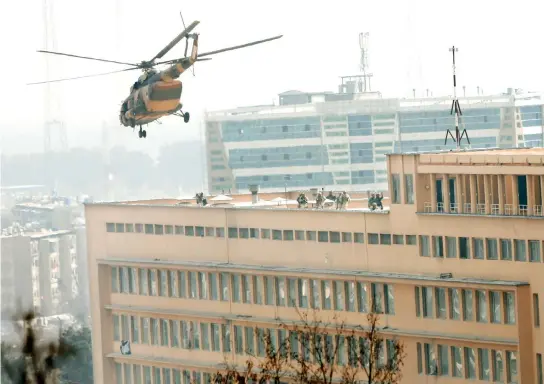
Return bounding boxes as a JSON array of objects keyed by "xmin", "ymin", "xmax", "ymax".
[
  {"xmin": 205, "ymin": 86, "xmax": 544, "ymax": 194},
  {"xmin": 86, "ymin": 147, "xmax": 543, "ymax": 384},
  {"xmin": 1, "ymin": 227, "xmax": 79, "ymax": 318}
]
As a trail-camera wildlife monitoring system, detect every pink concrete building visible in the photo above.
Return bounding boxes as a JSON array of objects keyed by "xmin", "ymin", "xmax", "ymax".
[{"xmin": 85, "ymin": 148, "xmax": 544, "ymax": 383}]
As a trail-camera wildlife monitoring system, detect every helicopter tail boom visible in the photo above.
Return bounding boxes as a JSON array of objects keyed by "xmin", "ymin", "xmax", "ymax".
[{"xmin": 159, "ymin": 34, "xmax": 199, "ymax": 81}]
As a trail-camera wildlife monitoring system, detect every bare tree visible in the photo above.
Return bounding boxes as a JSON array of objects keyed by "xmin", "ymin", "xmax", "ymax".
[
  {"xmin": 1, "ymin": 310, "xmax": 77, "ymax": 384},
  {"xmin": 212, "ymin": 309, "xmax": 405, "ymax": 384}
]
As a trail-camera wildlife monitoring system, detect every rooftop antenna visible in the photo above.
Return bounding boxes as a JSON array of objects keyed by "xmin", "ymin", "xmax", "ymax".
[{"xmin": 444, "ymin": 46, "xmax": 470, "ymax": 149}]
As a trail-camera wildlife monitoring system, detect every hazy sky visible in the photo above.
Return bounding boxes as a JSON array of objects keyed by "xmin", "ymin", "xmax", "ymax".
[{"xmin": 1, "ymin": 0, "xmax": 543, "ymax": 156}]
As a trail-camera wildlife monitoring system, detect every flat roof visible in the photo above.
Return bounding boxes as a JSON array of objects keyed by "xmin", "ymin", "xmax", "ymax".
[{"xmin": 98, "ymin": 258, "xmax": 528, "ymax": 287}]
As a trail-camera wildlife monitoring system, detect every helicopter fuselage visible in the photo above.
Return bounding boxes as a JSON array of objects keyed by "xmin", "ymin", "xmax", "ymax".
[{"xmin": 119, "ymin": 79, "xmax": 183, "ymax": 127}]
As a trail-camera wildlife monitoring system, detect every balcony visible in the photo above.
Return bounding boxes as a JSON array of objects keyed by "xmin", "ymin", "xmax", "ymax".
[{"xmin": 422, "ymin": 202, "xmax": 543, "ymax": 217}]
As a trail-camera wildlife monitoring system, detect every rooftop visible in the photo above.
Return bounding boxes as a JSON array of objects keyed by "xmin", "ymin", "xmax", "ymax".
[{"xmin": 87, "ymin": 190, "xmax": 390, "ymax": 213}]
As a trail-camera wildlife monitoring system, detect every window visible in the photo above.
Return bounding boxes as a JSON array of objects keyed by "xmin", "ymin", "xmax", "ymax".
[
  {"xmin": 424, "ymin": 343, "xmax": 437, "ymax": 375},
  {"xmin": 131, "ymin": 316, "xmax": 139, "ymax": 343},
  {"xmin": 464, "ymin": 347, "xmax": 476, "ymax": 379},
  {"xmin": 472, "ymin": 238, "xmax": 484, "ymax": 259},
  {"xmin": 478, "ymin": 348, "xmax": 490, "ymax": 381},
  {"xmin": 357, "ymin": 282, "xmax": 368, "ymax": 313},
  {"xmin": 201, "ymin": 323, "xmax": 210, "ymax": 350},
  {"xmin": 490, "ymin": 291, "xmax": 501, "ymax": 323},
  {"xmin": 492, "ymin": 350, "xmax": 504, "ymax": 382},
  {"xmin": 415, "ymin": 287, "xmax": 421, "ymax": 317},
  {"xmin": 298, "ymin": 279, "xmax": 309, "ymax": 308},
  {"xmin": 306, "ymin": 231, "xmax": 316, "ymax": 241},
  {"xmin": 253, "ymin": 276, "xmax": 263, "ymax": 305},
  {"xmin": 220, "ymin": 273, "xmax": 229, "ymax": 301},
  {"xmin": 264, "ymin": 276, "xmax": 274, "ymax": 305},
  {"xmin": 422, "ymin": 287, "xmax": 433, "ymax": 318},
  {"xmin": 125, "ymin": 223, "xmax": 134, "ymax": 233},
  {"xmin": 170, "ymin": 320, "xmax": 179, "ymax": 347},
  {"xmin": 344, "ymin": 281, "xmax": 355, "ymax": 311},
  {"xmin": 228, "ymin": 227, "xmax": 238, "ymax": 239},
  {"xmin": 283, "ymin": 230, "xmax": 294, "ymax": 241},
  {"xmin": 445, "ymin": 237, "xmax": 457, "ymax": 258},
  {"xmin": 419, "ymin": 235, "xmax": 430, "ymax": 257},
  {"xmin": 231, "ymin": 274, "xmax": 241, "ymax": 303},
  {"xmin": 272, "ymin": 230, "xmax": 282, "ymax": 241},
  {"xmin": 234, "ymin": 326, "xmax": 243, "ymax": 354},
  {"xmin": 154, "ymin": 224, "xmax": 164, "ymax": 235},
  {"xmin": 391, "ymin": 174, "xmax": 401, "ymax": 203},
  {"xmin": 462, "ymin": 289, "xmax": 473, "ymax": 321},
  {"xmin": 113, "ymin": 314, "xmax": 120, "ymax": 340},
  {"xmin": 209, "ymin": 273, "xmax": 218, "ymax": 300},
  {"xmin": 486, "ymin": 238, "xmax": 498, "ymax": 260},
  {"xmin": 449, "ymin": 288, "xmax": 461, "ymax": 319},
  {"xmin": 537, "ymin": 353, "xmax": 543, "ymax": 384},
  {"xmin": 211, "ymin": 323, "xmax": 220, "ymax": 351},
  {"xmin": 451, "ymin": 346, "xmax": 463, "ymax": 377},
  {"xmin": 160, "ymin": 319, "xmax": 169, "ymax": 346},
  {"xmin": 330, "ymin": 231, "xmax": 341, "ymax": 243},
  {"xmin": 178, "ymin": 271, "xmax": 187, "ymax": 298},
  {"xmin": 514, "ymin": 239, "xmax": 526, "ymax": 261},
  {"xmin": 239, "ymin": 228, "xmax": 249, "ymax": 239},
  {"xmin": 504, "ymin": 292, "xmax": 516, "ymax": 324},
  {"xmin": 380, "ymin": 233, "xmax": 391, "ymax": 245},
  {"xmin": 115, "ymin": 223, "xmax": 124, "ymax": 233},
  {"xmin": 506, "ymin": 351, "xmax": 517, "ymax": 383},
  {"xmin": 406, "ymin": 235, "xmax": 417, "ymax": 245},
  {"xmin": 354, "ymin": 233, "xmax": 365, "ymax": 243},
  {"xmin": 393, "ymin": 234, "xmax": 404, "ymax": 244},
  {"xmin": 435, "ymin": 287, "xmax": 446, "ymax": 319},
  {"xmin": 534, "ymin": 293, "xmax": 540, "ymax": 327},
  {"xmin": 404, "ymin": 174, "xmax": 414, "ymax": 204},
  {"xmin": 106, "ymin": 223, "xmax": 115, "ymax": 232},
  {"xmin": 368, "ymin": 233, "xmax": 379, "ymax": 244},
  {"xmin": 476, "ymin": 290, "xmax": 487, "ymax": 323},
  {"xmin": 529, "ymin": 240, "xmax": 541, "ymax": 262},
  {"xmin": 245, "ymin": 327, "xmax": 254, "ymax": 355},
  {"xmin": 438, "ymin": 344, "xmax": 449, "ymax": 376},
  {"xmin": 500, "ymin": 239, "xmax": 513, "ymax": 260},
  {"xmin": 433, "ymin": 236, "xmax": 444, "ymax": 257},
  {"xmin": 276, "ymin": 277, "xmax": 286, "ymax": 306},
  {"xmin": 115, "ymin": 362, "xmax": 122, "ymax": 384},
  {"xmin": 150, "ymin": 318, "xmax": 159, "ymax": 345},
  {"xmin": 417, "ymin": 343, "xmax": 423, "ymax": 374},
  {"xmin": 318, "ymin": 231, "xmax": 329, "ymax": 242},
  {"xmin": 141, "ymin": 318, "xmax": 149, "ymax": 344},
  {"xmin": 341, "ymin": 232, "xmax": 352, "ymax": 242},
  {"xmin": 111, "ymin": 267, "xmax": 119, "ymax": 293},
  {"xmin": 288, "ymin": 278, "xmax": 297, "ymax": 308},
  {"xmin": 322, "ymin": 280, "xmax": 332, "ymax": 309},
  {"xmin": 144, "ymin": 224, "xmax": 153, "ymax": 234},
  {"xmin": 459, "ymin": 237, "xmax": 470, "ymax": 259}
]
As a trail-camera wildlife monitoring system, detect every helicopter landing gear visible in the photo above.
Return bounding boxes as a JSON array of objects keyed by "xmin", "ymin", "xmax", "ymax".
[
  {"xmin": 183, "ymin": 111, "xmax": 190, "ymax": 123},
  {"xmin": 138, "ymin": 126, "xmax": 147, "ymax": 139}
]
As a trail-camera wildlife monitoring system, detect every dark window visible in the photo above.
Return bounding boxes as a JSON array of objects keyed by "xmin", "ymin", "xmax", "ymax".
[
  {"xmin": 282, "ymin": 125, "xmax": 288, "ymax": 132},
  {"xmin": 304, "ymin": 124, "xmax": 310, "ymax": 131},
  {"xmin": 284, "ymin": 154, "xmax": 290, "ymax": 160},
  {"xmin": 261, "ymin": 154, "xmax": 267, "ymax": 161}
]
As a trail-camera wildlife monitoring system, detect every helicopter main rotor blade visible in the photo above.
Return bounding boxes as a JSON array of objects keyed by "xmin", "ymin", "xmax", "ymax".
[
  {"xmin": 198, "ymin": 35, "xmax": 283, "ymax": 58},
  {"xmin": 36, "ymin": 50, "xmax": 139, "ymax": 67},
  {"xmin": 26, "ymin": 67, "xmax": 140, "ymax": 85},
  {"xmin": 150, "ymin": 20, "xmax": 200, "ymax": 62},
  {"xmin": 155, "ymin": 57, "xmax": 212, "ymax": 66}
]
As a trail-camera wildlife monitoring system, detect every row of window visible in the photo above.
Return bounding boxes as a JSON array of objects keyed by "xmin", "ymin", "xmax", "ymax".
[
  {"xmin": 113, "ymin": 314, "xmax": 398, "ymax": 369},
  {"xmin": 111, "ymin": 267, "xmax": 395, "ymax": 314},
  {"xmin": 106, "ymin": 222, "xmax": 424, "ymax": 248},
  {"xmin": 115, "ymin": 362, "xmax": 212, "ymax": 384},
  {"xmin": 419, "ymin": 235, "xmax": 544, "ymax": 263},
  {"xmin": 414, "ymin": 286, "xmax": 517, "ymax": 325},
  {"xmin": 416, "ymin": 342, "xmax": 518, "ymax": 382}
]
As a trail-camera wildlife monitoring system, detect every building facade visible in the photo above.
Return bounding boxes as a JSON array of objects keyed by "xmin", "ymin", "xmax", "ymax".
[
  {"xmin": 205, "ymin": 88, "xmax": 544, "ymax": 194},
  {"xmin": 1, "ymin": 228, "xmax": 79, "ymax": 318},
  {"xmin": 86, "ymin": 147, "xmax": 543, "ymax": 384}
]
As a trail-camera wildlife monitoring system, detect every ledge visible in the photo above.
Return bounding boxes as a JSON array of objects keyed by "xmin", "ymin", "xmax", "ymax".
[{"xmin": 97, "ymin": 259, "xmax": 529, "ymax": 287}]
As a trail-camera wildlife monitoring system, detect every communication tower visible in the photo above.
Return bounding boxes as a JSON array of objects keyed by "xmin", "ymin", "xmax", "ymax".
[
  {"xmin": 444, "ymin": 46, "xmax": 470, "ymax": 149},
  {"xmin": 358, "ymin": 32, "xmax": 373, "ymax": 92}
]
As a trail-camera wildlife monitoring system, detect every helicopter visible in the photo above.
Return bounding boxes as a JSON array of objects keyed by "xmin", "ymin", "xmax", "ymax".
[{"xmin": 28, "ymin": 16, "xmax": 282, "ymax": 139}]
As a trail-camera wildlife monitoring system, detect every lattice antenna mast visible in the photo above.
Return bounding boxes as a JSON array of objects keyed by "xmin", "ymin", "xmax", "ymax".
[
  {"xmin": 444, "ymin": 46, "xmax": 470, "ymax": 149},
  {"xmin": 359, "ymin": 32, "xmax": 373, "ymax": 92}
]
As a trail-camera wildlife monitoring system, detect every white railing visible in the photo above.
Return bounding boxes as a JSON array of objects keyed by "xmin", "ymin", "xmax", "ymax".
[
  {"xmin": 491, "ymin": 204, "xmax": 500, "ymax": 215},
  {"xmin": 422, "ymin": 203, "xmax": 544, "ymax": 217}
]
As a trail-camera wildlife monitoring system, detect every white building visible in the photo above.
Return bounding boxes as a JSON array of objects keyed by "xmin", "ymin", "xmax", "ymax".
[{"xmin": 205, "ymin": 86, "xmax": 544, "ymax": 194}]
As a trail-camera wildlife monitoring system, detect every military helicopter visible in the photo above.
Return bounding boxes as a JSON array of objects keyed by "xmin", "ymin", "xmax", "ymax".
[{"xmin": 29, "ymin": 16, "xmax": 282, "ymax": 139}]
